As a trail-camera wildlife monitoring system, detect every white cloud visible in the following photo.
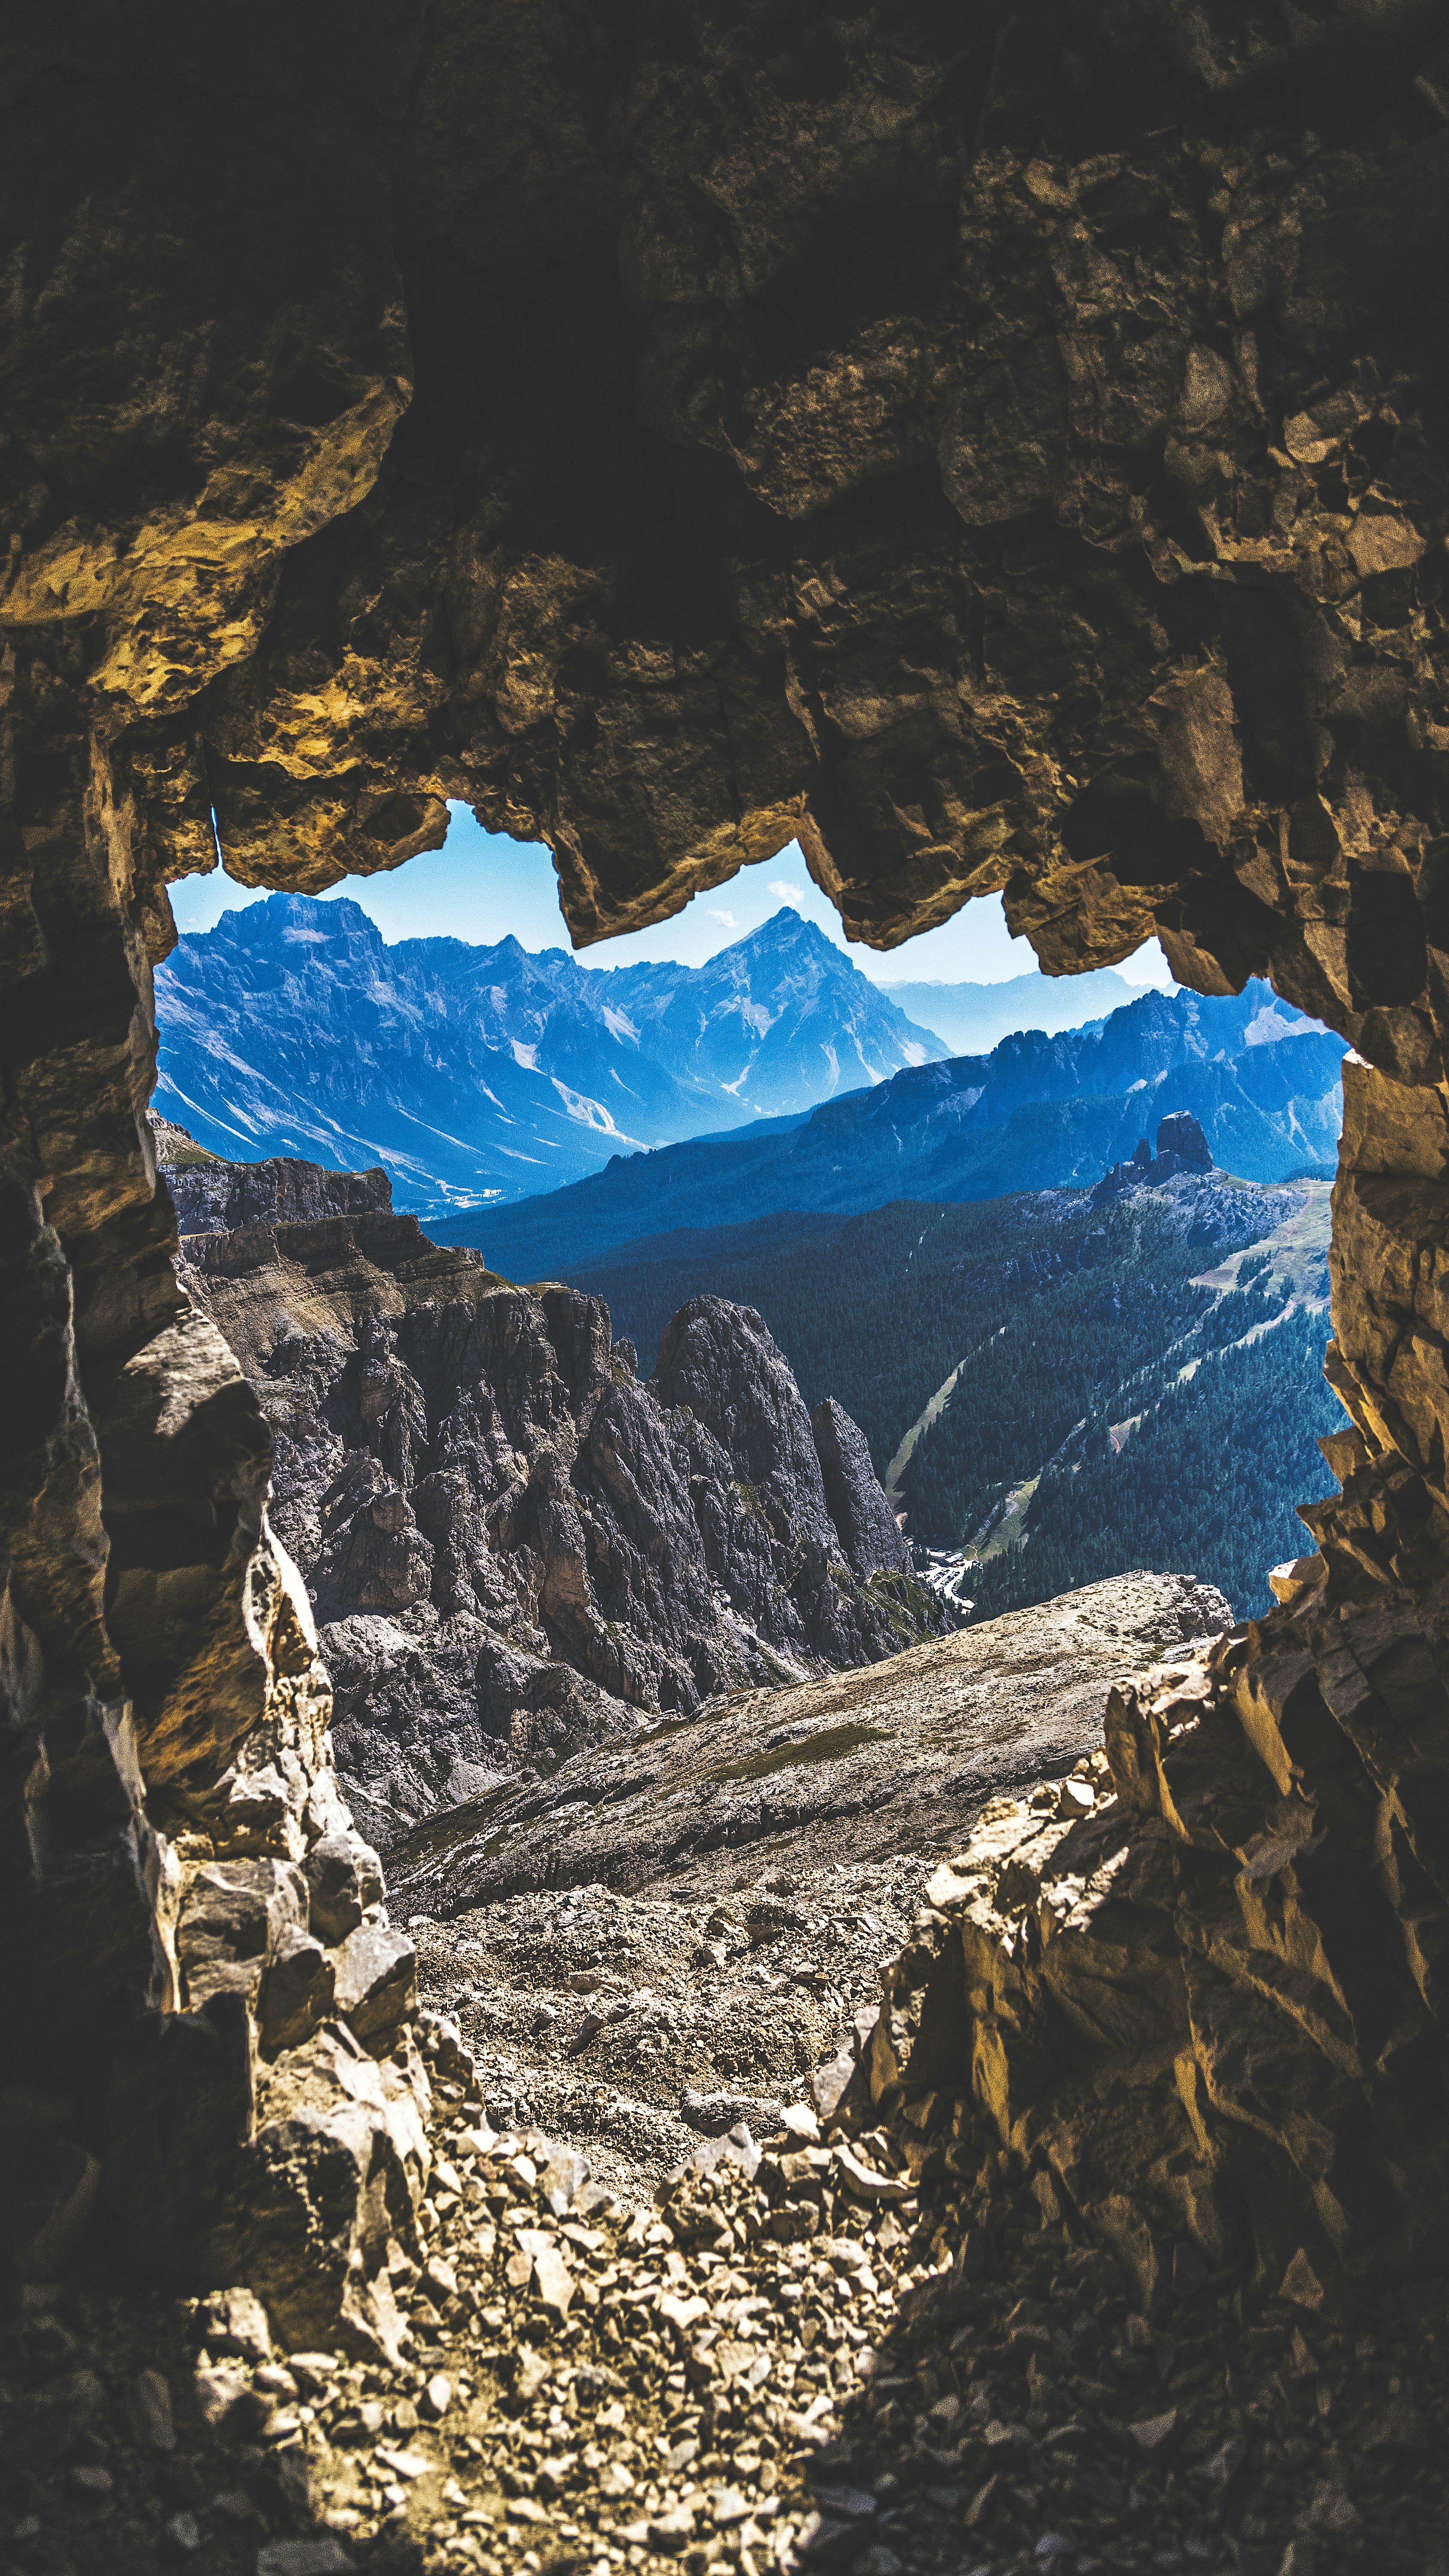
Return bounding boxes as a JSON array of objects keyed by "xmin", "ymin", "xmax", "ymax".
[
  {"xmin": 707, "ymin": 907, "xmax": 738, "ymax": 927},
  {"xmin": 769, "ymin": 880, "xmax": 809, "ymax": 911}
]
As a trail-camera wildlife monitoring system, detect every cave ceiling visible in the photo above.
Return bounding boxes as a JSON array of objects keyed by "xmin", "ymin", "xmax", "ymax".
[{"xmin": 6, "ymin": 0, "xmax": 1449, "ymax": 1091}]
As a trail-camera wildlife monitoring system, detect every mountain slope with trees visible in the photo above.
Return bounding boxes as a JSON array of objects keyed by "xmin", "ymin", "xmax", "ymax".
[
  {"xmin": 559, "ymin": 1174, "xmax": 1342, "ymax": 1622},
  {"xmin": 459, "ymin": 979, "xmax": 1346, "ymax": 1277}
]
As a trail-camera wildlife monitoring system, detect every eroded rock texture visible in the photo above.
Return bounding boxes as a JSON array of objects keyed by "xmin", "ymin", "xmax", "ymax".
[
  {"xmin": 175, "ymin": 1174, "xmax": 936, "ymax": 1844},
  {"xmin": 864, "ymin": 1593, "xmax": 1449, "ymax": 2304},
  {"xmin": 7, "ymin": 2, "xmax": 1449, "ymax": 1012},
  {"xmin": 4, "ymin": 0, "xmax": 1449, "ymax": 2313},
  {"xmin": 153, "ymin": 1117, "xmax": 394, "ymax": 1237}
]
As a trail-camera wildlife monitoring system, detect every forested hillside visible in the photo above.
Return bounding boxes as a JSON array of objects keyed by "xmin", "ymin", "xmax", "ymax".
[
  {"xmin": 955, "ymin": 1306, "xmax": 1340, "ymax": 1623},
  {"xmin": 566, "ymin": 1177, "xmax": 1343, "ymax": 1621}
]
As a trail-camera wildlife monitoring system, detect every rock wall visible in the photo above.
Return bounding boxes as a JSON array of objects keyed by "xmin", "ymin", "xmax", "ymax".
[
  {"xmin": 154, "ymin": 1117, "xmax": 394, "ymax": 1236},
  {"xmin": 10, "ymin": 4, "xmax": 1449, "ymax": 1021},
  {"xmin": 4, "ymin": 0, "xmax": 1449, "ymax": 2313},
  {"xmin": 2, "ymin": 1020, "xmax": 427, "ymax": 2335},
  {"xmin": 173, "ymin": 1178, "xmax": 937, "ymax": 1845}
]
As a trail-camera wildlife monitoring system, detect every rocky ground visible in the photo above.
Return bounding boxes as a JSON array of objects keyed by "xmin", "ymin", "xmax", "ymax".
[
  {"xmin": 9, "ymin": 1856, "xmax": 1446, "ymax": 2576},
  {"xmin": 385, "ymin": 1573, "xmax": 1230, "ymax": 2200},
  {"xmin": 387, "ymin": 1574, "xmax": 1230, "ymax": 1918},
  {"xmin": 406, "ymin": 1872, "xmax": 924, "ymax": 2204},
  {"xmin": 9, "ymin": 1578, "xmax": 1448, "ymax": 2576}
]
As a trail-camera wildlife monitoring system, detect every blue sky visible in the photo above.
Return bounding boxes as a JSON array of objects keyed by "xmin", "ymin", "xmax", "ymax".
[{"xmin": 172, "ymin": 802, "xmax": 1173, "ymax": 989}]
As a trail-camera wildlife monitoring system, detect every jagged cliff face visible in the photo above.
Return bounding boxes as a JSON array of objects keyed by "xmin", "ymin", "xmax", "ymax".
[
  {"xmin": 4, "ymin": 0, "xmax": 1449, "ymax": 2315},
  {"xmin": 154, "ymin": 1119, "xmax": 395, "ymax": 1235},
  {"xmin": 174, "ymin": 1180, "xmax": 935, "ymax": 1845}
]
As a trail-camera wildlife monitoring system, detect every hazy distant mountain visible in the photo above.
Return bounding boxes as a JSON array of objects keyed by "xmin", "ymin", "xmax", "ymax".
[
  {"xmin": 429, "ymin": 905, "xmax": 948, "ymax": 1121},
  {"xmin": 877, "ymin": 966, "xmax": 1137, "ymax": 1054},
  {"xmin": 153, "ymin": 898, "xmax": 946, "ymax": 1214},
  {"xmin": 450, "ymin": 980, "xmax": 1347, "ymax": 1279}
]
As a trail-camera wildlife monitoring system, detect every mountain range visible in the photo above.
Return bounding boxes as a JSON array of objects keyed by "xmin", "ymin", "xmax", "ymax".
[
  {"xmin": 161, "ymin": 1131, "xmax": 940, "ymax": 1845},
  {"xmin": 875, "ymin": 964, "xmax": 1138, "ymax": 1054},
  {"xmin": 155, "ymin": 1108, "xmax": 1342, "ymax": 1635},
  {"xmin": 440, "ymin": 980, "xmax": 1347, "ymax": 1280},
  {"xmin": 153, "ymin": 896, "xmax": 950, "ymax": 1214}
]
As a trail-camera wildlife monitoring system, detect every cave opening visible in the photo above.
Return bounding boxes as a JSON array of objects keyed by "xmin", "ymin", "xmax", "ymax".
[{"xmin": 6, "ymin": 17, "xmax": 1449, "ymax": 2559}]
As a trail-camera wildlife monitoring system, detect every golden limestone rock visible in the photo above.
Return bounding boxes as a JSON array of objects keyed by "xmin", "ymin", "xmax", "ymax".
[{"xmin": 6, "ymin": 0, "xmax": 1449, "ymax": 2330}]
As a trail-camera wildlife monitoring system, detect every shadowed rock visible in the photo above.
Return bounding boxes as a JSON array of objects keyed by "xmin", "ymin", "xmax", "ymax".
[
  {"xmin": 811, "ymin": 1398, "xmax": 911, "ymax": 1581},
  {"xmin": 7, "ymin": 0, "xmax": 1449, "ymax": 2333},
  {"xmin": 1156, "ymin": 1110, "xmax": 1212, "ymax": 1172}
]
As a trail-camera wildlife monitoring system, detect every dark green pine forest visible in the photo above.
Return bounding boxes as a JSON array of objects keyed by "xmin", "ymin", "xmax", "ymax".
[
  {"xmin": 565, "ymin": 1179, "xmax": 1344, "ymax": 1623},
  {"xmin": 947, "ymin": 1306, "xmax": 1342, "ymax": 1622}
]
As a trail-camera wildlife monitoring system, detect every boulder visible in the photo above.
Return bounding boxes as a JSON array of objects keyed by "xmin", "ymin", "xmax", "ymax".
[
  {"xmin": 175, "ymin": 1859, "xmax": 308, "ymax": 2012},
  {"xmin": 197, "ymin": 2284, "xmax": 273, "ymax": 2361},
  {"xmin": 205, "ymin": 2025, "xmax": 426, "ymax": 2360},
  {"xmin": 333, "ymin": 1924, "xmax": 417, "ymax": 2048},
  {"xmin": 258, "ymin": 1931, "xmax": 335, "ymax": 2057},
  {"xmin": 304, "ymin": 1830, "xmax": 385, "ymax": 1944}
]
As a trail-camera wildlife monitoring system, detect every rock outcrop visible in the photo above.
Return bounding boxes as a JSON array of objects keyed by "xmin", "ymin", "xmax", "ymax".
[
  {"xmin": 153, "ymin": 1115, "xmax": 393, "ymax": 1235},
  {"xmin": 810, "ymin": 1398, "xmax": 912, "ymax": 1584},
  {"xmin": 1092, "ymin": 1108, "xmax": 1217, "ymax": 1201},
  {"xmin": 173, "ymin": 1173, "xmax": 942, "ymax": 1846},
  {"xmin": 862, "ymin": 1584, "xmax": 1449, "ymax": 2304},
  {"xmin": 1157, "ymin": 1109, "xmax": 1213, "ymax": 1171},
  {"xmin": 6, "ymin": 0, "xmax": 1449, "ymax": 2335}
]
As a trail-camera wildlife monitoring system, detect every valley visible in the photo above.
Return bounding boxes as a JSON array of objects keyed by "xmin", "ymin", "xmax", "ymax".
[{"xmin": 561, "ymin": 1170, "xmax": 1342, "ymax": 1623}]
